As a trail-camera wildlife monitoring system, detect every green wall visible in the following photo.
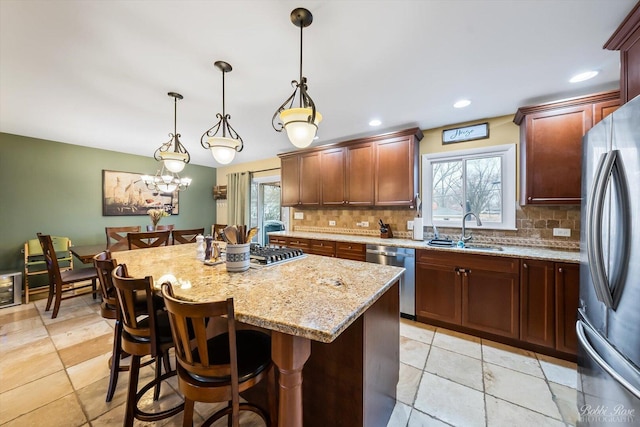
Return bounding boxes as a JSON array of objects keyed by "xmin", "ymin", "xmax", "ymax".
[{"xmin": 0, "ymin": 132, "xmax": 217, "ymax": 271}]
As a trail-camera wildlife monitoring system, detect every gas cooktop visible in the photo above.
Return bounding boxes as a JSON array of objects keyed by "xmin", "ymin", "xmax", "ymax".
[{"xmin": 249, "ymin": 245, "xmax": 305, "ymax": 267}]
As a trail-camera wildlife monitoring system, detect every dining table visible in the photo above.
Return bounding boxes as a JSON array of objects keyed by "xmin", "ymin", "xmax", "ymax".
[
  {"xmin": 112, "ymin": 243, "xmax": 404, "ymax": 427},
  {"xmin": 70, "ymin": 243, "xmax": 108, "ymax": 264}
]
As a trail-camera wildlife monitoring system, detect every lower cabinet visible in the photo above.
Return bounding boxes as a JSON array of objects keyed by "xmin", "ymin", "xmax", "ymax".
[
  {"xmin": 267, "ymin": 236, "xmax": 364, "ymax": 261},
  {"xmin": 335, "ymin": 242, "xmax": 366, "ymax": 262},
  {"xmin": 416, "ymin": 250, "xmax": 520, "ymax": 339},
  {"xmin": 520, "ymin": 259, "xmax": 580, "ymax": 355}
]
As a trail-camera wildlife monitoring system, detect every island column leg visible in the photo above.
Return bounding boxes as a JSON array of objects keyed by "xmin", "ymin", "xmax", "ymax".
[{"xmin": 271, "ymin": 332, "xmax": 311, "ymax": 427}]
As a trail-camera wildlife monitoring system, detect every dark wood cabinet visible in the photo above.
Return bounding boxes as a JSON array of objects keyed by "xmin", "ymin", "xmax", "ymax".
[
  {"xmin": 279, "ymin": 127, "xmax": 422, "ymax": 208},
  {"xmin": 520, "ymin": 259, "xmax": 556, "ymax": 348},
  {"xmin": 555, "ymin": 262, "xmax": 580, "ymax": 354},
  {"xmin": 280, "ymin": 152, "xmax": 321, "ymax": 207},
  {"xmin": 335, "ymin": 242, "xmax": 366, "ymax": 262},
  {"xmin": 416, "ymin": 250, "xmax": 519, "ymax": 339},
  {"xmin": 605, "ymin": 3, "xmax": 640, "ymax": 104},
  {"xmin": 514, "ymin": 90, "xmax": 620, "ymax": 205},
  {"xmin": 308, "ymin": 239, "xmax": 336, "ymax": 257}
]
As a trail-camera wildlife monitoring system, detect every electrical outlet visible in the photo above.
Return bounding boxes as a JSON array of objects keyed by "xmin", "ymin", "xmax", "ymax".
[
  {"xmin": 553, "ymin": 228, "xmax": 571, "ymax": 237},
  {"xmin": 294, "ymin": 212, "xmax": 304, "ymax": 220},
  {"xmin": 329, "ymin": 220, "xmax": 336, "ymax": 226},
  {"xmin": 407, "ymin": 220, "xmax": 414, "ymax": 230},
  {"xmin": 361, "ymin": 221, "xmax": 369, "ymax": 227}
]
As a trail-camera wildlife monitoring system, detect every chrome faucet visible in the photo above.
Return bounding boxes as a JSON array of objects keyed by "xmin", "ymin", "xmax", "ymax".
[
  {"xmin": 432, "ymin": 224, "xmax": 440, "ymax": 240},
  {"xmin": 461, "ymin": 212, "xmax": 482, "ymax": 242}
]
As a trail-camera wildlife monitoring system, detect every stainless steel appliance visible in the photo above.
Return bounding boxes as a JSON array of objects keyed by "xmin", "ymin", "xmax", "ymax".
[
  {"xmin": 0, "ymin": 271, "xmax": 22, "ymax": 309},
  {"xmin": 578, "ymin": 95, "xmax": 640, "ymax": 426},
  {"xmin": 366, "ymin": 245, "xmax": 415, "ymax": 319}
]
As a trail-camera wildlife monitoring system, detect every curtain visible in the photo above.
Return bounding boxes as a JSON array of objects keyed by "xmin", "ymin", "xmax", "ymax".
[{"xmin": 227, "ymin": 172, "xmax": 251, "ymax": 226}]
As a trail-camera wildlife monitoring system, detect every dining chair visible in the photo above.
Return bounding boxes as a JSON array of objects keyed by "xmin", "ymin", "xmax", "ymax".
[
  {"xmin": 171, "ymin": 228, "xmax": 205, "ymax": 245},
  {"xmin": 23, "ymin": 236, "xmax": 73, "ymax": 303},
  {"xmin": 212, "ymin": 224, "xmax": 227, "ymax": 242},
  {"xmin": 146, "ymin": 224, "xmax": 174, "ymax": 232},
  {"xmin": 161, "ymin": 282, "xmax": 276, "ymax": 427},
  {"xmin": 111, "ymin": 264, "xmax": 184, "ymax": 426},
  {"xmin": 36, "ymin": 233, "xmax": 98, "ymax": 319},
  {"xmin": 127, "ymin": 230, "xmax": 170, "ymax": 250},
  {"xmin": 105, "ymin": 226, "xmax": 141, "ymax": 252}
]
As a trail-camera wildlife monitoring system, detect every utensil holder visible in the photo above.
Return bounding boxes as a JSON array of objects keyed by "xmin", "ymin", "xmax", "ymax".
[
  {"xmin": 380, "ymin": 224, "xmax": 393, "ymax": 238},
  {"xmin": 225, "ymin": 243, "xmax": 251, "ymax": 272}
]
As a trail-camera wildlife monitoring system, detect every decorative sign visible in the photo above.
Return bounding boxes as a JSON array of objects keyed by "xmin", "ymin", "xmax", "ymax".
[{"xmin": 442, "ymin": 122, "xmax": 489, "ymax": 144}]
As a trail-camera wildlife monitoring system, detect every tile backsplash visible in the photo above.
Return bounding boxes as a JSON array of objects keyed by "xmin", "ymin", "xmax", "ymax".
[{"xmin": 290, "ymin": 205, "xmax": 580, "ymax": 250}]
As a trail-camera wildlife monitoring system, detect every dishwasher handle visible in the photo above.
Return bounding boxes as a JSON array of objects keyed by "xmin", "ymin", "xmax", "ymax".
[{"xmin": 366, "ymin": 249, "xmax": 415, "ymax": 258}]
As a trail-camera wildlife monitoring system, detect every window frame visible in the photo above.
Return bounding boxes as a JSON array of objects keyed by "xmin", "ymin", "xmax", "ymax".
[{"xmin": 421, "ymin": 143, "xmax": 517, "ymax": 230}]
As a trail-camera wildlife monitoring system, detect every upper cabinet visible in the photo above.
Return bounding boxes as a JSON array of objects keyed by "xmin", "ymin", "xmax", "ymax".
[
  {"xmin": 604, "ymin": 2, "xmax": 640, "ymax": 105},
  {"xmin": 279, "ymin": 128, "xmax": 422, "ymax": 208},
  {"xmin": 514, "ymin": 91, "xmax": 620, "ymax": 205}
]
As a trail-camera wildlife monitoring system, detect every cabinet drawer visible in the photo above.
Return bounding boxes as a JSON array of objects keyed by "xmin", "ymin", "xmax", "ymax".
[
  {"xmin": 286, "ymin": 238, "xmax": 310, "ymax": 251},
  {"xmin": 268, "ymin": 236, "xmax": 288, "ymax": 246},
  {"xmin": 417, "ymin": 249, "xmax": 518, "ymax": 274},
  {"xmin": 336, "ymin": 242, "xmax": 366, "ymax": 261},
  {"xmin": 308, "ymin": 239, "xmax": 336, "ymax": 257}
]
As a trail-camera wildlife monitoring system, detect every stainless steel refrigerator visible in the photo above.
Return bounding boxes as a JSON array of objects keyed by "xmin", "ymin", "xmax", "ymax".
[{"xmin": 577, "ymin": 95, "xmax": 640, "ymax": 426}]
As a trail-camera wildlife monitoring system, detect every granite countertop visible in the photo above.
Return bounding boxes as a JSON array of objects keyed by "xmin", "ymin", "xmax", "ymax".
[
  {"xmin": 269, "ymin": 231, "xmax": 581, "ymax": 264},
  {"xmin": 113, "ymin": 244, "xmax": 404, "ymax": 343}
]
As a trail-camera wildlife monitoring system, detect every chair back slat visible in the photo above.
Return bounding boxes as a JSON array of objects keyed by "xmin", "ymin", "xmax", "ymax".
[
  {"xmin": 172, "ymin": 228, "xmax": 205, "ymax": 244},
  {"xmin": 37, "ymin": 233, "xmax": 63, "ymax": 286},
  {"xmin": 127, "ymin": 231, "xmax": 170, "ymax": 250},
  {"xmin": 106, "ymin": 226, "xmax": 141, "ymax": 251},
  {"xmin": 93, "ymin": 251, "xmax": 117, "ymax": 305}
]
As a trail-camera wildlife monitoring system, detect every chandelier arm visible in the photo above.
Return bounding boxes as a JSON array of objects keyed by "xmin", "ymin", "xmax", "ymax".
[
  {"xmin": 298, "ymin": 80, "xmax": 317, "ymax": 124},
  {"xmin": 271, "ymin": 87, "xmax": 299, "ymax": 132},
  {"xmin": 200, "ymin": 114, "xmax": 225, "ymax": 148},
  {"xmin": 224, "ymin": 119, "xmax": 245, "ymax": 152}
]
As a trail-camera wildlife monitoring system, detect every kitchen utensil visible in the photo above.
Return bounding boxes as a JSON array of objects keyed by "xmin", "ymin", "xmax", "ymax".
[
  {"xmin": 223, "ymin": 225, "xmax": 237, "ymax": 244},
  {"xmin": 246, "ymin": 227, "xmax": 258, "ymax": 242}
]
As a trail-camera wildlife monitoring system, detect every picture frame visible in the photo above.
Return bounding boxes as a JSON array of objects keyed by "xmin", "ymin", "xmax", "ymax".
[
  {"xmin": 102, "ymin": 170, "xmax": 179, "ymax": 216},
  {"xmin": 442, "ymin": 122, "xmax": 489, "ymax": 144}
]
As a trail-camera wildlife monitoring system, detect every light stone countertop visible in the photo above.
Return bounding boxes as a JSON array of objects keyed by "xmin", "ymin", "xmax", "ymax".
[
  {"xmin": 113, "ymin": 244, "xmax": 404, "ymax": 343},
  {"xmin": 269, "ymin": 231, "xmax": 581, "ymax": 264}
]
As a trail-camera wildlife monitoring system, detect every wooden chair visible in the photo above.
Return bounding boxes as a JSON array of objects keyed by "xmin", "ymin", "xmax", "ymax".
[
  {"xmin": 23, "ymin": 236, "xmax": 73, "ymax": 303},
  {"xmin": 146, "ymin": 224, "xmax": 174, "ymax": 232},
  {"xmin": 112, "ymin": 264, "xmax": 184, "ymax": 426},
  {"xmin": 161, "ymin": 282, "xmax": 276, "ymax": 427},
  {"xmin": 127, "ymin": 231, "xmax": 170, "ymax": 250},
  {"xmin": 171, "ymin": 228, "xmax": 205, "ymax": 245},
  {"xmin": 106, "ymin": 226, "xmax": 141, "ymax": 252},
  {"xmin": 212, "ymin": 224, "xmax": 227, "ymax": 242},
  {"xmin": 36, "ymin": 233, "xmax": 98, "ymax": 319}
]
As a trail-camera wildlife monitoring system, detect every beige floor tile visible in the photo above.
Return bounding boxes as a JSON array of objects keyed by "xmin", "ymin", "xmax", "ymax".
[
  {"xmin": 48, "ymin": 318, "xmax": 113, "ymax": 350},
  {"xmin": 414, "ymin": 372, "xmax": 485, "ymax": 427},
  {"xmin": 0, "ymin": 315, "xmax": 44, "ymax": 335},
  {"xmin": 549, "ymin": 382, "xmax": 579, "ymax": 426},
  {"xmin": 67, "ymin": 352, "xmax": 112, "ymax": 391},
  {"xmin": 39, "ymin": 301, "xmax": 98, "ymax": 326},
  {"xmin": 0, "ymin": 305, "xmax": 42, "ymax": 334},
  {"xmin": 0, "ymin": 337, "xmax": 64, "ymax": 393},
  {"xmin": 2, "ymin": 393, "xmax": 87, "ymax": 427},
  {"xmin": 537, "ymin": 353, "xmax": 578, "ymax": 388},
  {"xmin": 407, "ymin": 408, "xmax": 451, "ymax": 427},
  {"xmin": 400, "ymin": 337, "xmax": 430, "ymax": 370},
  {"xmin": 485, "ymin": 395, "xmax": 566, "ymax": 427},
  {"xmin": 0, "ymin": 324, "xmax": 49, "ymax": 354},
  {"xmin": 386, "ymin": 401, "xmax": 411, "ymax": 427},
  {"xmin": 426, "ymin": 346, "xmax": 483, "ymax": 391},
  {"xmin": 400, "ymin": 319, "xmax": 436, "ymax": 344},
  {"xmin": 0, "ymin": 370, "xmax": 74, "ymax": 424},
  {"xmin": 58, "ymin": 332, "xmax": 114, "ymax": 368},
  {"xmin": 46, "ymin": 311, "xmax": 107, "ymax": 337},
  {"xmin": 482, "ymin": 339, "xmax": 543, "ymax": 378},
  {"xmin": 397, "ymin": 362, "xmax": 422, "ymax": 405},
  {"xmin": 432, "ymin": 329, "xmax": 482, "ymax": 359},
  {"xmin": 483, "ymin": 362, "xmax": 562, "ymax": 420}
]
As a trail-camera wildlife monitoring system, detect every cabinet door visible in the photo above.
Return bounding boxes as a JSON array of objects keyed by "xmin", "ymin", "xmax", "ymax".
[
  {"xmin": 375, "ymin": 136, "xmax": 417, "ymax": 206},
  {"xmin": 462, "ymin": 268, "xmax": 520, "ymax": 339},
  {"xmin": 520, "ymin": 259, "xmax": 555, "ymax": 348},
  {"xmin": 280, "ymin": 156, "xmax": 300, "ymax": 207},
  {"xmin": 345, "ymin": 143, "xmax": 374, "ymax": 206},
  {"xmin": 299, "ymin": 152, "xmax": 321, "ymax": 206},
  {"xmin": 593, "ymin": 99, "xmax": 620, "ymax": 124},
  {"xmin": 555, "ymin": 263, "xmax": 579, "ymax": 354},
  {"xmin": 416, "ymin": 260, "xmax": 461, "ymax": 325},
  {"xmin": 320, "ymin": 148, "xmax": 346, "ymax": 206},
  {"xmin": 522, "ymin": 105, "xmax": 592, "ymax": 205}
]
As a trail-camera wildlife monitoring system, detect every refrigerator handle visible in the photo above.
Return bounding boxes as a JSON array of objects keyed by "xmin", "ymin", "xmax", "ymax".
[
  {"xmin": 609, "ymin": 151, "xmax": 631, "ymax": 309},
  {"xmin": 576, "ymin": 319, "xmax": 640, "ymax": 400},
  {"xmin": 586, "ymin": 152, "xmax": 613, "ymax": 307}
]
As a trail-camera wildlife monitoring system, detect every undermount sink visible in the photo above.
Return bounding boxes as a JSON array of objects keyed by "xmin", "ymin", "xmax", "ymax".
[
  {"xmin": 427, "ymin": 240, "xmax": 503, "ymax": 251},
  {"xmin": 462, "ymin": 244, "xmax": 503, "ymax": 251}
]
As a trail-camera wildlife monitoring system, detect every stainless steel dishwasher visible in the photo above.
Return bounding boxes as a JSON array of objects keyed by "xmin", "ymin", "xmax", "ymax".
[{"xmin": 365, "ymin": 245, "xmax": 415, "ymax": 319}]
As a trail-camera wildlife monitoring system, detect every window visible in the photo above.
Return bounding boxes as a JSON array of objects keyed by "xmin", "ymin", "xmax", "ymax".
[
  {"xmin": 250, "ymin": 175, "xmax": 284, "ymax": 245},
  {"xmin": 422, "ymin": 144, "xmax": 516, "ymax": 230}
]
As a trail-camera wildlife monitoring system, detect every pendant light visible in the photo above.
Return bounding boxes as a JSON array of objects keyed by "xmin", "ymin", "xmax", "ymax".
[
  {"xmin": 272, "ymin": 7, "xmax": 322, "ymax": 149},
  {"xmin": 154, "ymin": 92, "xmax": 190, "ymax": 173},
  {"xmin": 201, "ymin": 61, "xmax": 243, "ymax": 165}
]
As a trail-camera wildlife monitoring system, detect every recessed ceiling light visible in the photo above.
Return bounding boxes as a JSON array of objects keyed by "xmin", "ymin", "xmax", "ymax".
[
  {"xmin": 453, "ymin": 99, "xmax": 471, "ymax": 108},
  {"xmin": 570, "ymin": 71, "xmax": 598, "ymax": 83},
  {"xmin": 369, "ymin": 119, "xmax": 382, "ymax": 127}
]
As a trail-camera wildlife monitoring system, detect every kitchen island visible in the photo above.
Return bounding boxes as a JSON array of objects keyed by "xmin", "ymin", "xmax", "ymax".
[{"xmin": 114, "ymin": 244, "xmax": 404, "ymax": 427}]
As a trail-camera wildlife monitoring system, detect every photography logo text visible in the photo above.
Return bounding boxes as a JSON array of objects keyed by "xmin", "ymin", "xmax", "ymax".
[{"xmin": 580, "ymin": 404, "xmax": 636, "ymax": 424}]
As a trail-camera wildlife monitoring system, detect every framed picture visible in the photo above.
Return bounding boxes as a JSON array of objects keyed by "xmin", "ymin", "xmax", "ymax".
[
  {"xmin": 442, "ymin": 122, "xmax": 489, "ymax": 144},
  {"xmin": 102, "ymin": 170, "xmax": 179, "ymax": 216}
]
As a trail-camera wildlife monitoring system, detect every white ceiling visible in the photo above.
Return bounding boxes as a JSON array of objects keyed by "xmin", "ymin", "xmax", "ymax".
[{"xmin": 0, "ymin": 0, "xmax": 636, "ymax": 168}]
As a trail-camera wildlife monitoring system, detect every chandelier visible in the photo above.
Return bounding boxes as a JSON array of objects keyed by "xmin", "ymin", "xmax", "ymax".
[
  {"xmin": 272, "ymin": 7, "xmax": 322, "ymax": 148},
  {"xmin": 142, "ymin": 92, "xmax": 191, "ymax": 193},
  {"xmin": 201, "ymin": 61, "xmax": 243, "ymax": 165}
]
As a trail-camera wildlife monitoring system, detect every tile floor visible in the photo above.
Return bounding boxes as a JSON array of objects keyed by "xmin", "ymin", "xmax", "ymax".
[{"xmin": 0, "ymin": 293, "xmax": 579, "ymax": 426}]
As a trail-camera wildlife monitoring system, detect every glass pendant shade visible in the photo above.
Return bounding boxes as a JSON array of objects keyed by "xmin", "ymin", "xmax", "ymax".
[
  {"xmin": 208, "ymin": 136, "xmax": 241, "ymax": 164},
  {"xmin": 280, "ymin": 107, "xmax": 323, "ymax": 148},
  {"xmin": 159, "ymin": 151, "xmax": 189, "ymax": 173}
]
